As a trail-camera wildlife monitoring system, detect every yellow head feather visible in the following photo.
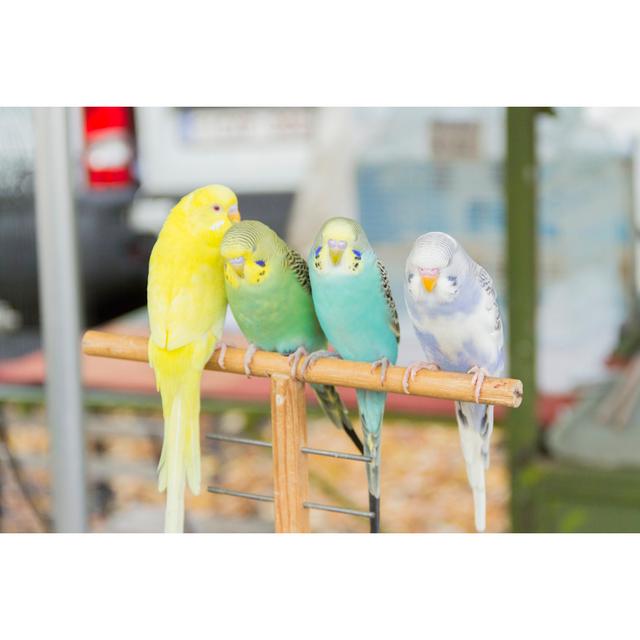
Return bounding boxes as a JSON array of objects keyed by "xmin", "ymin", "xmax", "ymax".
[
  {"xmin": 312, "ymin": 217, "xmax": 368, "ymax": 273},
  {"xmin": 221, "ymin": 220, "xmax": 278, "ymax": 288},
  {"xmin": 171, "ymin": 184, "xmax": 241, "ymax": 244}
]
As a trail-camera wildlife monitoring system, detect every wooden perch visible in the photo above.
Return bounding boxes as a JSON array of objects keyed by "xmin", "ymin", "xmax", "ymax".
[
  {"xmin": 82, "ymin": 330, "xmax": 523, "ymax": 408},
  {"xmin": 82, "ymin": 329, "xmax": 524, "ymax": 532}
]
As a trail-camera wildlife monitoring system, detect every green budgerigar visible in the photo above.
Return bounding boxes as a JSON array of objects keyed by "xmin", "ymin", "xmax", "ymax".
[{"xmin": 220, "ymin": 220, "xmax": 363, "ymax": 453}]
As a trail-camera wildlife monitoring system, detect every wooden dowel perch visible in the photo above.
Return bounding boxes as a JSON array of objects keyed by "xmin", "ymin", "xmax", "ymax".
[
  {"xmin": 82, "ymin": 330, "xmax": 523, "ymax": 408},
  {"xmin": 82, "ymin": 329, "xmax": 524, "ymax": 533}
]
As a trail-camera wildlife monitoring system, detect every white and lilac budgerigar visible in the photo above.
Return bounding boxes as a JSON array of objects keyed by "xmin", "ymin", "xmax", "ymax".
[{"xmin": 403, "ymin": 232, "xmax": 504, "ymax": 532}]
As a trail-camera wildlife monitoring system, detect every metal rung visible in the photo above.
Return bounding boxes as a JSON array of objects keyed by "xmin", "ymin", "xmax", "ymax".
[
  {"xmin": 207, "ymin": 433, "xmax": 371, "ymax": 462},
  {"xmin": 207, "ymin": 486, "xmax": 274, "ymax": 502},
  {"xmin": 207, "ymin": 486, "xmax": 373, "ymax": 520},
  {"xmin": 207, "ymin": 433, "xmax": 272, "ymax": 448},
  {"xmin": 207, "ymin": 433, "xmax": 373, "ymax": 462},
  {"xmin": 304, "ymin": 501, "xmax": 375, "ymax": 519},
  {"xmin": 301, "ymin": 446, "xmax": 372, "ymax": 463}
]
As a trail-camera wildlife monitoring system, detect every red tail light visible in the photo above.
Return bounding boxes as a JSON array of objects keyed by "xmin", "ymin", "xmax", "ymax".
[{"xmin": 83, "ymin": 107, "xmax": 135, "ymax": 189}]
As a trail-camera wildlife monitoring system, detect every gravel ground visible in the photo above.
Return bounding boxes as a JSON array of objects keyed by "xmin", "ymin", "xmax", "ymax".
[{"xmin": 0, "ymin": 404, "xmax": 509, "ymax": 533}]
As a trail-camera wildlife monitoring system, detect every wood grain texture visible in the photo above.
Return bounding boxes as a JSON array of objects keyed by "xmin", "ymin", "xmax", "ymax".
[
  {"xmin": 82, "ymin": 330, "xmax": 523, "ymax": 408},
  {"xmin": 270, "ymin": 374, "xmax": 310, "ymax": 533}
]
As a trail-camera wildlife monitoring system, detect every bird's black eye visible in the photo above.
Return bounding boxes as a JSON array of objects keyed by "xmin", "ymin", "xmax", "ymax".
[
  {"xmin": 255, "ymin": 260, "xmax": 266, "ymax": 267},
  {"xmin": 213, "ymin": 204, "xmax": 221, "ymax": 212}
]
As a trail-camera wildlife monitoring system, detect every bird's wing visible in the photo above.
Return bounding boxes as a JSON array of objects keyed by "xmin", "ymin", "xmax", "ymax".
[
  {"xmin": 476, "ymin": 264, "xmax": 503, "ymax": 337},
  {"xmin": 376, "ymin": 259, "xmax": 400, "ymax": 342},
  {"xmin": 462, "ymin": 263, "xmax": 504, "ymax": 373},
  {"xmin": 286, "ymin": 247, "xmax": 312, "ymax": 294},
  {"xmin": 148, "ymin": 242, "xmax": 226, "ymax": 351}
]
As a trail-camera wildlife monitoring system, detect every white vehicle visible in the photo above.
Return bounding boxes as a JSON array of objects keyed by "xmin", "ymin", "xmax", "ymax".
[{"xmin": 129, "ymin": 107, "xmax": 318, "ymax": 238}]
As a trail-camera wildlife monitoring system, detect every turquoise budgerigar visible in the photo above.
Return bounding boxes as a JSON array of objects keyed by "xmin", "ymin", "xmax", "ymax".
[
  {"xmin": 220, "ymin": 220, "xmax": 363, "ymax": 453},
  {"xmin": 403, "ymin": 232, "xmax": 505, "ymax": 532},
  {"xmin": 306, "ymin": 217, "xmax": 399, "ymax": 533}
]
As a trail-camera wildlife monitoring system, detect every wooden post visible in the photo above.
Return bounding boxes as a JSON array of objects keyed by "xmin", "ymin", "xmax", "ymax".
[
  {"xmin": 506, "ymin": 106, "xmax": 551, "ymax": 531},
  {"xmin": 506, "ymin": 107, "xmax": 539, "ymax": 463},
  {"xmin": 270, "ymin": 374, "xmax": 310, "ymax": 533}
]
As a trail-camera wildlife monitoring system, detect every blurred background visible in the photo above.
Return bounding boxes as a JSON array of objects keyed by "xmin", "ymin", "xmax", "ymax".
[{"xmin": 2, "ymin": 106, "xmax": 640, "ymax": 533}]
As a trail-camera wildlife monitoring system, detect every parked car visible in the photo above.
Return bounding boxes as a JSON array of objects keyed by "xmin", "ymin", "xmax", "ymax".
[
  {"xmin": 0, "ymin": 108, "xmax": 145, "ymax": 333},
  {"xmin": 128, "ymin": 107, "xmax": 316, "ymax": 239}
]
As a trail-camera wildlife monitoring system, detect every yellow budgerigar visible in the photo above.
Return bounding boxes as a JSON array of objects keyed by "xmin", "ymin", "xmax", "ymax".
[{"xmin": 147, "ymin": 185, "xmax": 240, "ymax": 532}]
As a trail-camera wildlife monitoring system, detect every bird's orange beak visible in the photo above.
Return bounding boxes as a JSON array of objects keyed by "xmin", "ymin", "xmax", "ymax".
[
  {"xmin": 421, "ymin": 276, "xmax": 438, "ymax": 292},
  {"xmin": 228, "ymin": 205, "xmax": 241, "ymax": 223},
  {"xmin": 420, "ymin": 268, "xmax": 439, "ymax": 292}
]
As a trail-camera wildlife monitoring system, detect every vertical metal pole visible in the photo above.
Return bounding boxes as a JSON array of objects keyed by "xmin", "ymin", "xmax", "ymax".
[{"xmin": 34, "ymin": 107, "xmax": 88, "ymax": 532}]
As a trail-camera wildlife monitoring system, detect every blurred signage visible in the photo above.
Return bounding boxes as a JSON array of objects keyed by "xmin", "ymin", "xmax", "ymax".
[
  {"xmin": 431, "ymin": 121, "xmax": 480, "ymax": 162},
  {"xmin": 179, "ymin": 107, "xmax": 314, "ymax": 145}
]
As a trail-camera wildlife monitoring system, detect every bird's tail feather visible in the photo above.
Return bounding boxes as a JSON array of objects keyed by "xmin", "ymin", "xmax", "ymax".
[
  {"xmin": 364, "ymin": 430, "xmax": 382, "ymax": 533},
  {"xmin": 158, "ymin": 374, "xmax": 202, "ymax": 533},
  {"xmin": 471, "ymin": 478, "xmax": 486, "ymax": 533},
  {"xmin": 163, "ymin": 396, "xmax": 186, "ymax": 533},
  {"xmin": 455, "ymin": 401, "xmax": 493, "ymax": 533},
  {"xmin": 357, "ymin": 389, "xmax": 386, "ymax": 533},
  {"xmin": 151, "ymin": 342, "xmax": 204, "ymax": 533},
  {"xmin": 311, "ymin": 383, "xmax": 363, "ymax": 453}
]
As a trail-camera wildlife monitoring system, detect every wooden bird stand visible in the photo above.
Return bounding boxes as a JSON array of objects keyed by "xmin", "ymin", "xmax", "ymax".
[
  {"xmin": 271, "ymin": 374, "xmax": 310, "ymax": 532},
  {"xmin": 81, "ymin": 330, "xmax": 524, "ymax": 532}
]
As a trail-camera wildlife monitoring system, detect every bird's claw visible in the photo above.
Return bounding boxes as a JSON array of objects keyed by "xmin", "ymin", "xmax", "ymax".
[
  {"xmin": 402, "ymin": 360, "xmax": 440, "ymax": 394},
  {"xmin": 370, "ymin": 357, "xmax": 391, "ymax": 385},
  {"xmin": 243, "ymin": 343, "xmax": 258, "ymax": 378},
  {"xmin": 213, "ymin": 342, "xmax": 229, "ymax": 370},
  {"xmin": 287, "ymin": 347, "xmax": 308, "ymax": 379},
  {"xmin": 299, "ymin": 349, "xmax": 341, "ymax": 378},
  {"xmin": 467, "ymin": 365, "xmax": 489, "ymax": 403}
]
